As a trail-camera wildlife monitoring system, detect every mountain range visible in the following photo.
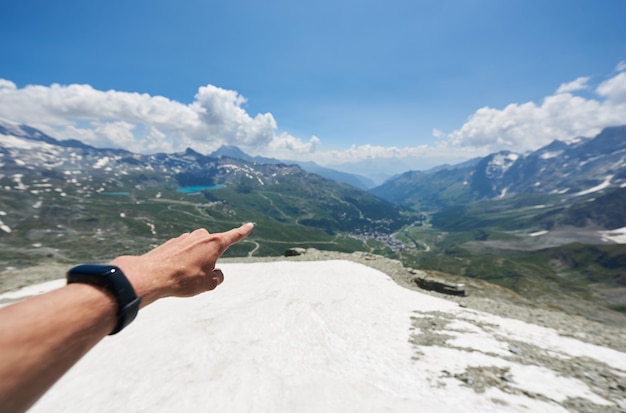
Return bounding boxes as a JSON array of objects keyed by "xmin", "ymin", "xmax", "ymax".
[
  {"xmin": 372, "ymin": 126, "xmax": 626, "ymax": 210},
  {"xmin": 0, "ymin": 119, "xmax": 410, "ymax": 266},
  {"xmin": 2, "ymin": 119, "xmax": 626, "ymax": 322},
  {"xmin": 208, "ymin": 145, "xmax": 376, "ymax": 190}
]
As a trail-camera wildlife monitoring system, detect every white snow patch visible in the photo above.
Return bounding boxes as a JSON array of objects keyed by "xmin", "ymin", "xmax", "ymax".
[
  {"xmin": 0, "ymin": 279, "xmax": 65, "ymax": 300},
  {"xmin": 2, "ymin": 261, "xmax": 619, "ymax": 413},
  {"xmin": 0, "ymin": 219, "xmax": 11, "ymax": 233},
  {"xmin": 93, "ymin": 157, "xmax": 110, "ymax": 169},
  {"xmin": 575, "ymin": 175, "xmax": 613, "ymax": 196},
  {"xmin": 550, "ymin": 188, "xmax": 570, "ymax": 194},
  {"xmin": 539, "ymin": 150, "xmax": 563, "ymax": 160},
  {"xmin": 529, "ymin": 230, "xmax": 549, "ymax": 237},
  {"xmin": 599, "ymin": 226, "xmax": 626, "ymax": 243},
  {"xmin": 486, "ymin": 153, "xmax": 519, "ymax": 179},
  {"xmin": 565, "ymin": 137, "xmax": 583, "ymax": 145},
  {"xmin": 12, "ymin": 174, "xmax": 28, "ymax": 190}
]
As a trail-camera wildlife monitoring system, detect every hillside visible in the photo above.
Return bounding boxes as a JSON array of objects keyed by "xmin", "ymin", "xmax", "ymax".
[
  {"xmin": 0, "ymin": 121, "xmax": 411, "ymax": 269},
  {"xmin": 367, "ymin": 127, "xmax": 626, "ymax": 321},
  {"xmin": 390, "ymin": 191, "xmax": 626, "ymax": 320}
]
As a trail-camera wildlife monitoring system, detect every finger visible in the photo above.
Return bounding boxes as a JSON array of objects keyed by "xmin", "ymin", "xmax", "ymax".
[
  {"xmin": 211, "ymin": 268, "xmax": 225, "ymax": 286},
  {"xmin": 198, "ymin": 268, "xmax": 224, "ymax": 293},
  {"xmin": 218, "ymin": 222, "xmax": 255, "ymax": 248}
]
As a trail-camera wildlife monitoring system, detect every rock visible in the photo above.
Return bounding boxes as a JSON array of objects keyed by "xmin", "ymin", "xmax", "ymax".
[
  {"xmin": 413, "ymin": 276, "xmax": 467, "ymax": 297},
  {"xmin": 284, "ymin": 247, "xmax": 306, "ymax": 257}
]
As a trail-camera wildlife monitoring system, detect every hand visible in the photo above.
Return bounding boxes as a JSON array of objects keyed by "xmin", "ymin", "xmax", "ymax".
[
  {"xmin": 0, "ymin": 223, "xmax": 255, "ymax": 413},
  {"xmin": 110, "ymin": 223, "xmax": 254, "ymax": 307}
]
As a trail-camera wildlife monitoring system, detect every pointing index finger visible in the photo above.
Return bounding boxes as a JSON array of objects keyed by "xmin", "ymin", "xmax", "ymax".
[{"xmin": 219, "ymin": 222, "xmax": 255, "ymax": 248}]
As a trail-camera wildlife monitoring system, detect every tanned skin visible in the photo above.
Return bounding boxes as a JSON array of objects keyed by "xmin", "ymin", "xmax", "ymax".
[{"xmin": 0, "ymin": 223, "xmax": 254, "ymax": 413}]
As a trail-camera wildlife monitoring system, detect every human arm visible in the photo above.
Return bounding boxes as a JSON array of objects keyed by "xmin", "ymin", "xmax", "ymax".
[{"xmin": 0, "ymin": 223, "xmax": 254, "ymax": 413}]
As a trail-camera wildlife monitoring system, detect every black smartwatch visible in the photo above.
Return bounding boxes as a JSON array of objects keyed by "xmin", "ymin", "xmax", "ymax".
[{"xmin": 67, "ymin": 264, "xmax": 142, "ymax": 335}]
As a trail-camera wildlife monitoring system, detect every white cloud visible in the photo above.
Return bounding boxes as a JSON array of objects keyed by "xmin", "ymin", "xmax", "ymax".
[
  {"xmin": 443, "ymin": 72, "xmax": 626, "ymax": 153},
  {"xmin": 596, "ymin": 72, "xmax": 626, "ymax": 103},
  {"xmin": 92, "ymin": 121, "xmax": 137, "ymax": 149},
  {"xmin": 0, "ymin": 79, "xmax": 16, "ymax": 90},
  {"xmin": 1, "ymin": 68, "xmax": 625, "ymax": 176},
  {"xmin": 0, "ymin": 79, "xmax": 471, "ymax": 174},
  {"xmin": 555, "ymin": 76, "xmax": 590, "ymax": 94},
  {"xmin": 192, "ymin": 85, "xmax": 277, "ymax": 148},
  {"xmin": 616, "ymin": 60, "xmax": 626, "ymax": 72},
  {"xmin": 306, "ymin": 141, "xmax": 486, "ymax": 179},
  {"xmin": 432, "ymin": 128, "xmax": 444, "ymax": 139},
  {"xmin": 0, "ymin": 80, "xmax": 312, "ymax": 156}
]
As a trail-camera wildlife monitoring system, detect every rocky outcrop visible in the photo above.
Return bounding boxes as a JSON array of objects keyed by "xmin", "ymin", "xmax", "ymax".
[{"xmin": 412, "ymin": 276, "xmax": 467, "ymax": 296}]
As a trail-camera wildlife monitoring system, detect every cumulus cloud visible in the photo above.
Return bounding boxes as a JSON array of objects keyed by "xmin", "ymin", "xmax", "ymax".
[
  {"xmin": 1, "ymin": 68, "xmax": 626, "ymax": 174},
  {"xmin": 596, "ymin": 72, "xmax": 626, "ymax": 103},
  {"xmin": 432, "ymin": 128, "xmax": 445, "ymax": 139},
  {"xmin": 311, "ymin": 141, "xmax": 479, "ymax": 166},
  {"xmin": 555, "ymin": 76, "xmax": 590, "ymax": 94},
  {"xmin": 616, "ymin": 60, "xmax": 626, "ymax": 72},
  {"xmin": 192, "ymin": 85, "xmax": 277, "ymax": 148},
  {"xmin": 0, "ymin": 80, "xmax": 313, "ymax": 156},
  {"xmin": 443, "ymin": 71, "xmax": 626, "ymax": 153},
  {"xmin": 0, "ymin": 79, "xmax": 16, "ymax": 90}
]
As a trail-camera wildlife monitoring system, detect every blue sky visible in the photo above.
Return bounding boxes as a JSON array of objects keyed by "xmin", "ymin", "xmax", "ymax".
[{"xmin": 1, "ymin": 0, "xmax": 626, "ymax": 177}]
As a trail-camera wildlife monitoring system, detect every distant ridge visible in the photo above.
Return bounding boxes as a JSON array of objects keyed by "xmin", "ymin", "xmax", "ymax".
[
  {"xmin": 209, "ymin": 145, "xmax": 375, "ymax": 189},
  {"xmin": 371, "ymin": 125, "xmax": 626, "ymax": 208}
]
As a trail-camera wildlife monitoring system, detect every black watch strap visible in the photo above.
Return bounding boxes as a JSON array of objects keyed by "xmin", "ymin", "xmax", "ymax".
[{"xmin": 67, "ymin": 264, "xmax": 142, "ymax": 335}]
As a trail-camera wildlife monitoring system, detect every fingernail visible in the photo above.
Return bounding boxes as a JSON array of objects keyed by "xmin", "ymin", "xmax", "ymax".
[{"xmin": 243, "ymin": 222, "xmax": 255, "ymax": 229}]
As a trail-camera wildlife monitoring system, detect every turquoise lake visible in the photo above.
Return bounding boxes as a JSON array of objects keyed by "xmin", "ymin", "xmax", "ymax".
[{"xmin": 176, "ymin": 185, "xmax": 225, "ymax": 193}]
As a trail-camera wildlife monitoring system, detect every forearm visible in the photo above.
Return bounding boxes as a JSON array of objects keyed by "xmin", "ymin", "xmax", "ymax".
[
  {"xmin": 0, "ymin": 283, "xmax": 117, "ymax": 413},
  {"xmin": 0, "ymin": 223, "xmax": 253, "ymax": 412}
]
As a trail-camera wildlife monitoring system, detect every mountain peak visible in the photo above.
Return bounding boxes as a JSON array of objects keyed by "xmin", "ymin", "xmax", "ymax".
[
  {"xmin": 183, "ymin": 147, "xmax": 204, "ymax": 156},
  {"xmin": 209, "ymin": 145, "xmax": 253, "ymax": 161}
]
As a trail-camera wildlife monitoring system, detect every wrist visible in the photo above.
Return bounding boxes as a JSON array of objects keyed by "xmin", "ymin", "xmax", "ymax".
[
  {"xmin": 108, "ymin": 256, "xmax": 164, "ymax": 308},
  {"xmin": 67, "ymin": 264, "xmax": 141, "ymax": 335}
]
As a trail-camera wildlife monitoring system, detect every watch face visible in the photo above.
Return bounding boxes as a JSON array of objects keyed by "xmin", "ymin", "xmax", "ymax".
[{"xmin": 69, "ymin": 264, "xmax": 118, "ymax": 277}]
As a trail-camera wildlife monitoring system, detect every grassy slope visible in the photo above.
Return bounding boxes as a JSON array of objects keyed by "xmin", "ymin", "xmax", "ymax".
[
  {"xmin": 2, "ymin": 167, "xmax": 624, "ymax": 323},
  {"xmin": 391, "ymin": 192, "xmax": 626, "ymax": 319}
]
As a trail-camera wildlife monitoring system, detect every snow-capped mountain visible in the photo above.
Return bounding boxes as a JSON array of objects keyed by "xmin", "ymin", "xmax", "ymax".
[
  {"xmin": 372, "ymin": 126, "xmax": 626, "ymax": 206},
  {"xmin": 0, "ymin": 119, "xmax": 407, "ymax": 257},
  {"xmin": 0, "ymin": 119, "xmax": 363, "ymax": 192},
  {"xmin": 208, "ymin": 145, "xmax": 376, "ymax": 189}
]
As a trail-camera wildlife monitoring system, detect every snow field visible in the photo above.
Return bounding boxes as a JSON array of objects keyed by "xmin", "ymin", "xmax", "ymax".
[{"xmin": 2, "ymin": 260, "xmax": 621, "ymax": 412}]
